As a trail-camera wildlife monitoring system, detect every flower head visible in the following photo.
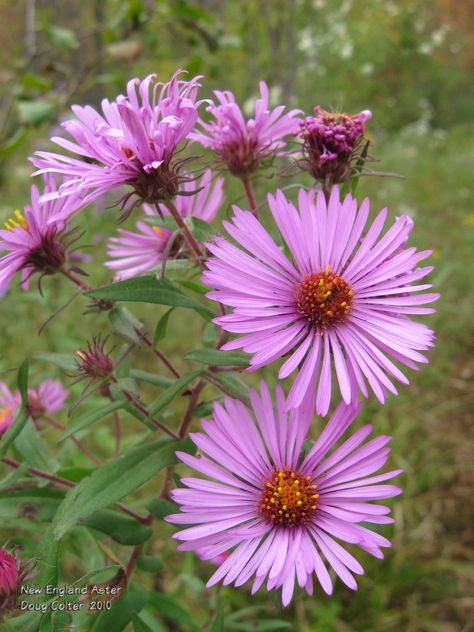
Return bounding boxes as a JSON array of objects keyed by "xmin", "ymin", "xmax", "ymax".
[
  {"xmin": 106, "ymin": 169, "xmax": 224, "ymax": 280},
  {"xmin": 190, "ymin": 82, "xmax": 301, "ymax": 176},
  {"xmin": 0, "ymin": 177, "xmax": 76, "ymax": 295},
  {"xmin": 0, "ymin": 383, "xmax": 21, "ymax": 434},
  {"xmin": 27, "ymin": 379, "xmax": 68, "ymax": 418},
  {"xmin": 166, "ymin": 382, "xmax": 402, "ymax": 606},
  {"xmin": 203, "ymin": 187, "xmax": 439, "ymax": 415},
  {"xmin": 31, "ymin": 71, "xmax": 205, "ymax": 212},
  {"xmin": 0, "ymin": 548, "xmax": 20, "ymax": 611},
  {"xmin": 297, "ymin": 107, "xmax": 372, "ymax": 186}
]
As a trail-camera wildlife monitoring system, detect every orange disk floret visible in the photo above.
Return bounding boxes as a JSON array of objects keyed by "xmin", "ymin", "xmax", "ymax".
[
  {"xmin": 259, "ymin": 469, "xmax": 319, "ymax": 528},
  {"xmin": 296, "ymin": 266, "xmax": 353, "ymax": 329}
]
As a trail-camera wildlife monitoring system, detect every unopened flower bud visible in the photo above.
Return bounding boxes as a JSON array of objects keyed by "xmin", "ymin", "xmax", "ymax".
[{"xmin": 297, "ymin": 106, "xmax": 371, "ymax": 188}]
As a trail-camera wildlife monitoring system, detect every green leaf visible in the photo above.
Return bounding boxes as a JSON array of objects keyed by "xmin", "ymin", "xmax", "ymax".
[
  {"xmin": 147, "ymin": 370, "xmax": 203, "ymax": 417},
  {"xmin": 204, "ymin": 372, "xmax": 250, "ymax": 404},
  {"xmin": 17, "ymin": 359, "xmax": 29, "ymax": 407},
  {"xmin": 84, "ymin": 510, "xmax": 152, "ymax": 545},
  {"xmin": 15, "ymin": 419, "xmax": 59, "ymax": 472},
  {"xmin": 191, "ymin": 217, "xmax": 216, "ymax": 241},
  {"xmin": 177, "ymin": 279, "xmax": 209, "ymax": 295},
  {"xmin": 48, "ymin": 25, "xmax": 79, "ymax": 50},
  {"xmin": 59, "ymin": 400, "xmax": 127, "ymax": 442},
  {"xmin": 35, "ymin": 351, "xmax": 77, "ymax": 372},
  {"xmin": 129, "ymin": 369, "xmax": 173, "ymax": 389},
  {"xmin": 0, "ymin": 408, "xmax": 30, "ymax": 459},
  {"xmin": 153, "ymin": 308, "xmax": 175, "ymax": 345},
  {"xmin": 132, "ymin": 615, "xmax": 155, "ymax": 632},
  {"xmin": 149, "ymin": 593, "xmax": 200, "ymax": 632},
  {"xmin": 88, "ymin": 277, "xmax": 214, "ymax": 317},
  {"xmin": 186, "ymin": 349, "xmax": 249, "ymax": 367},
  {"xmin": 209, "ymin": 602, "xmax": 225, "ymax": 632},
  {"xmin": 202, "ymin": 322, "xmax": 218, "ymax": 348},
  {"xmin": 145, "ymin": 498, "xmax": 178, "ymax": 519},
  {"xmin": 0, "ymin": 128, "xmax": 29, "ymax": 161},
  {"xmin": 108, "ymin": 305, "xmax": 143, "ymax": 343},
  {"xmin": 136, "ymin": 556, "xmax": 162, "ymax": 573},
  {"xmin": 52, "ymin": 438, "xmax": 193, "ymax": 540},
  {"xmin": 92, "ymin": 582, "xmax": 148, "ymax": 632},
  {"xmin": 34, "ymin": 527, "xmax": 60, "ymax": 588},
  {"xmin": 17, "ymin": 99, "xmax": 55, "ymax": 126}
]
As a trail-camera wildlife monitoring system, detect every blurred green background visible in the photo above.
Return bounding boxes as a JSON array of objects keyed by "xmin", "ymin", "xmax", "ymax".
[{"xmin": 0, "ymin": 1, "xmax": 473, "ymax": 630}]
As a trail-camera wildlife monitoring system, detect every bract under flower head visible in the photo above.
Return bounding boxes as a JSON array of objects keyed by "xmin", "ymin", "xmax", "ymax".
[
  {"xmin": 203, "ymin": 186, "xmax": 439, "ymax": 415},
  {"xmin": 31, "ymin": 71, "xmax": 205, "ymax": 213},
  {"xmin": 166, "ymin": 382, "xmax": 402, "ymax": 606},
  {"xmin": 190, "ymin": 82, "xmax": 301, "ymax": 176}
]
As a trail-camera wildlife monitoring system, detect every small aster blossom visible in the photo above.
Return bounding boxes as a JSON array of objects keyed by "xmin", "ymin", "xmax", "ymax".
[
  {"xmin": 297, "ymin": 107, "xmax": 372, "ymax": 187},
  {"xmin": 190, "ymin": 82, "xmax": 301, "ymax": 176},
  {"xmin": 166, "ymin": 383, "xmax": 402, "ymax": 606},
  {"xmin": 0, "ymin": 383, "xmax": 21, "ymax": 434},
  {"xmin": 27, "ymin": 379, "xmax": 68, "ymax": 418},
  {"xmin": 31, "ymin": 71, "xmax": 205, "ymax": 213},
  {"xmin": 203, "ymin": 187, "xmax": 439, "ymax": 415},
  {"xmin": 0, "ymin": 177, "xmax": 76, "ymax": 295},
  {"xmin": 106, "ymin": 169, "xmax": 224, "ymax": 280},
  {"xmin": 0, "ymin": 548, "xmax": 20, "ymax": 612}
]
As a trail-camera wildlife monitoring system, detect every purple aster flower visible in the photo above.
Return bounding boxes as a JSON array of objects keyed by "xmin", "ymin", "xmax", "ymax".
[
  {"xmin": 27, "ymin": 379, "xmax": 68, "ymax": 418},
  {"xmin": 203, "ymin": 187, "xmax": 439, "ymax": 415},
  {"xmin": 0, "ymin": 177, "xmax": 76, "ymax": 295},
  {"xmin": 297, "ymin": 107, "xmax": 372, "ymax": 187},
  {"xmin": 166, "ymin": 382, "xmax": 402, "ymax": 606},
  {"xmin": 31, "ymin": 71, "xmax": 205, "ymax": 213},
  {"xmin": 190, "ymin": 82, "xmax": 301, "ymax": 177},
  {"xmin": 0, "ymin": 383, "xmax": 21, "ymax": 434},
  {"xmin": 106, "ymin": 169, "xmax": 224, "ymax": 280}
]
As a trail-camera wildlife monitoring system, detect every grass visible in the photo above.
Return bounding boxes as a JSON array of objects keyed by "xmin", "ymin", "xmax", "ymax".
[{"xmin": 0, "ymin": 123, "xmax": 473, "ymax": 631}]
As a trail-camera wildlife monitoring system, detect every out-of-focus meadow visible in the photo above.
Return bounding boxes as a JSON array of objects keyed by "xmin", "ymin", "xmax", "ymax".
[{"xmin": 0, "ymin": 1, "xmax": 473, "ymax": 630}]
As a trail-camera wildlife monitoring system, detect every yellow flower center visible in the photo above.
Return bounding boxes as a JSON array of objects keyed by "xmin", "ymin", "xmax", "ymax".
[
  {"xmin": 296, "ymin": 265, "xmax": 353, "ymax": 329},
  {"xmin": 152, "ymin": 226, "xmax": 164, "ymax": 237},
  {"xmin": 259, "ymin": 469, "xmax": 319, "ymax": 528},
  {"xmin": 4, "ymin": 210, "xmax": 28, "ymax": 232}
]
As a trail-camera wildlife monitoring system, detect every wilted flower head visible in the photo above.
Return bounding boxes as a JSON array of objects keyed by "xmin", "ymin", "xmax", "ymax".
[
  {"xmin": 0, "ymin": 383, "xmax": 21, "ymax": 434},
  {"xmin": 27, "ymin": 379, "xmax": 68, "ymax": 418},
  {"xmin": 74, "ymin": 335, "xmax": 115, "ymax": 380},
  {"xmin": 203, "ymin": 187, "xmax": 438, "ymax": 415},
  {"xmin": 190, "ymin": 82, "xmax": 301, "ymax": 177},
  {"xmin": 0, "ymin": 547, "xmax": 20, "ymax": 611},
  {"xmin": 31, "ymin": 71, "xmax": 205, "ymax": 214},
  {"xmin": 297, "ymin": 107, "xmax": 372, "ymax": 187},
  {"xmin": 106, "ymin": 169, "xmax": 224, "ymax": 280},
  {"xmin": 0, "ymin": 177, "xmax": 77, "ymax": 295},
  {"xmin": 166, "ymin": 382, "xmax": 402, "ymax": 606}
]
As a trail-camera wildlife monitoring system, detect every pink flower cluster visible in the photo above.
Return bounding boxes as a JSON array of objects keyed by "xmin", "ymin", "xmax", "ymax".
[{"xmin": 0, "ymin": 69, "xmax": 439, "ymax": 608}]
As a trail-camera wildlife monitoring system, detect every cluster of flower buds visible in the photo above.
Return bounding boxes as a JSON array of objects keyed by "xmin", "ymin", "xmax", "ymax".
[{"xmin": 297, "ymin": 107, "xmax": 372, "ymax": 189}]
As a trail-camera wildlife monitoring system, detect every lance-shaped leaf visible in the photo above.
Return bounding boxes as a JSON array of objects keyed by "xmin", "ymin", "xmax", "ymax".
[
  {"xmin": 185, "ymin": 349, "xmax": 249, "ymax": 367},
  {"xmin": 52, "ymin": 438, "xmax": 193, "ymax": 540},
  {"xmin": 87, "ymin": 277, "xmax": 214, "ymax": 317}
]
